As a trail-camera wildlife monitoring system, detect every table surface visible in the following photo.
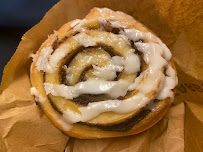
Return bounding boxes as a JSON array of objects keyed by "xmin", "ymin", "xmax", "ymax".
[
  {"xmin": 0, "ymin": 0, "xmax": 59, "ymax": 81},
  {"xmin": 0, "ymin": 27, "xmax": 29, "ymax": 81}
]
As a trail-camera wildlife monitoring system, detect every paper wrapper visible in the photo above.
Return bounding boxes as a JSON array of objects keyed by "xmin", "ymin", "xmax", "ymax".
[{"xmin": 0, "ymin": 0, "xmax": 202, "ymax": 151}]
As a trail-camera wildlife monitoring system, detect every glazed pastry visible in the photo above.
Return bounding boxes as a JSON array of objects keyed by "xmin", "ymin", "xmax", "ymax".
[{"xmin": 30, "ymin": 8, "xmax": 178, "ymax": 139}]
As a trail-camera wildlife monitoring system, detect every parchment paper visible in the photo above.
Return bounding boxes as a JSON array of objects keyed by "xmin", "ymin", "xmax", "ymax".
[{"xmin": 0, "ymin": 0, "xmax": 202, "ymax": 151}]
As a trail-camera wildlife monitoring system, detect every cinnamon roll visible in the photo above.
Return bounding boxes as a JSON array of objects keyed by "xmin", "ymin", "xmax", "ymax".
[{"xmin": 30, "ymin": 8, "xmax": 178, "ymax": 139}]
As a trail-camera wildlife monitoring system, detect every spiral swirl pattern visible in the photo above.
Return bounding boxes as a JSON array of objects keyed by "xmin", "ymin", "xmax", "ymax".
[{"xmin": 30, "ymin": 8, "xmax": 178, "ymax": 138}]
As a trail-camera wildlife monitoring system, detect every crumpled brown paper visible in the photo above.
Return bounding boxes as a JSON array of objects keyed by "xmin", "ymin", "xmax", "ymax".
[{"xmin": 0, "ymin": 0, "xmax": 202, "ymax": 151}]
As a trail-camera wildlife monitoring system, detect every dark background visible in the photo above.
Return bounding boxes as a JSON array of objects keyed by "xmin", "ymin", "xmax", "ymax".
[{"xmin": 0, "ymin": 0, "xmax": 59, "ymax": 81}]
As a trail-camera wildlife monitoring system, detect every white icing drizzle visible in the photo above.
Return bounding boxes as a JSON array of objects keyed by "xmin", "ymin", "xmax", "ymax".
[
  {"xmin": 112, "ymin": 56, "xmax": 124, "ymax": 66},
  {"xmin": 156, "ymin": 65, "xmax": 178, "ymax": 101},
  {"xmin": 35, "ymin": 46, "xmax": 54, "ymax": 73},
  {"xmin": 44, "ymin": 79, "xmax": 130, "ymax": 99},
  {"xmin": 120, "ymin": 29, "xmax": 146, "ymax": 42},
  {"xmin": 120, "ymin": 29, "xmax": 172, "ymax": 61},
  {"xmin": 110, "ymin": 20, "xmax": 126, "ymax": 28},
  {"xmin": 97, "ymin": 17, "xmax": 108, "ymax": 27},
  {"xmin": 124, "ymin": 51, "xmax": 140, "ymax": 74},
  {"xmin": 30, "ymin": 87, "xmax": 46, "ymax": 102},
  {"xmin": 73, "ymin": 19, "xmax": 87, "ymax": 32},
  {"xmin": 92, "ymin": 53, "xmax": 140, "ymax": 80},
  {"xmin": 47, "ymin": 42, "xmax": 76, "ymax": 73},
  {"xmin": 92, "ymin": 64, "xmax": 122, "ymax": 80},
  {"xmin": 79, "ymin": 93, "xmax": 149, "ymax": 122},
  {"xmin": 63, "ymin": 65, "xmax": 73, "ymax": 83},
  {"xmin": 98, "ymin": 17, "xmax": 127, "ymax": 29},
  {"xmin": 134, "ymin": 42, "xmax": 167, "ymax": 70},
  {"xmin": 34, "ymin": 15, "xmax": 178, "ymax": 130},
  {"xmin": 92, "ymin": 56, "xmax": 123, "ymax": 80},
  {"xmin": 74, "ymin": 33, "xmax": 97, "ymax": 47}
]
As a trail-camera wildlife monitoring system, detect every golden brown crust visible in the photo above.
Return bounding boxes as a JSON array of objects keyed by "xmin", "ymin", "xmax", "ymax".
[{"xmin": 30, "ymin": 7, "xmax": 177, "ymax": 139}]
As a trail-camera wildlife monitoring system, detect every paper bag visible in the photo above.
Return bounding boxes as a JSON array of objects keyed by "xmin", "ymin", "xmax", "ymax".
[{"xmin": 0, "ymin": 0, "xmax": 202, "ymax": 151}]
